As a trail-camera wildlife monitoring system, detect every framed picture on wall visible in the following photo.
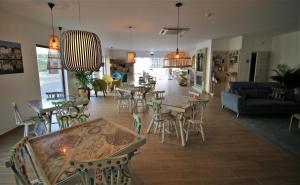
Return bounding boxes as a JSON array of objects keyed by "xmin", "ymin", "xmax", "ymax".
[{"xmin": 0, "ymin": 40, "xmax": 24, "ymax": 75}]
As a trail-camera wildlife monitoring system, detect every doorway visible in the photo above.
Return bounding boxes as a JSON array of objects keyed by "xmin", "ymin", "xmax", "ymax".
[
  {"xmin": 249, "ymin": 52, "xmax": 257, "ymax": 82},
  {"xmin": 36, "ymin": 46, "xmax": 65, "ymax": 99}
]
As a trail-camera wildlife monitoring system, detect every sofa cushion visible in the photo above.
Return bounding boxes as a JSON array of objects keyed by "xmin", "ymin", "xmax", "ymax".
[{"xmin": 246, "ymin": 99, "xmax": 299, "ymax": 108}]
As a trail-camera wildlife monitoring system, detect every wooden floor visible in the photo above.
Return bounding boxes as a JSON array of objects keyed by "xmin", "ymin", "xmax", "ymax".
[{"xmin": 1, "ymin": 79, "xmax": 300, "ymax": 185}]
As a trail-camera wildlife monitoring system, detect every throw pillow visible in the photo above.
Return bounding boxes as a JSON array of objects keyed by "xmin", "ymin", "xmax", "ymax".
[{"xmin": 271, "ymin": 87, "xmax": 286, "ymax": 101}]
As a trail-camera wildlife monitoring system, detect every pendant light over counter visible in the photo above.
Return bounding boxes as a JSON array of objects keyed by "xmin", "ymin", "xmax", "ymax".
[
  {"xmin": 164, "ymin": 2, "xmax": 192, "ymax": 68},
  {"xmin": 48, "ymin": 3, "xmax": 60, "ymax": 50},
  {"xmin": 60, "ymin": 0, "xmax": 103, "ymax": 72}
]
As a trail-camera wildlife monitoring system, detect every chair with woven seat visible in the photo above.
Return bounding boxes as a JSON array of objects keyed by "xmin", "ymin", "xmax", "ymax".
[
  {"xmin": 69, "ymin": 154, "xmax": 133, "ymax": 185},
  {"xmin": 184, "ymin": 99, "xmax": 208, "ymax": 143},
  {"xmin": 5, "ymin": 138, "xmax": 42, "ymax": 185},
  {"xmin": 12, "ymin": 102, "xmax": 47, "ymax": 137},
  {"xmin": 146, "ymin": 100, "xmax": 179, "ymax": 143}
]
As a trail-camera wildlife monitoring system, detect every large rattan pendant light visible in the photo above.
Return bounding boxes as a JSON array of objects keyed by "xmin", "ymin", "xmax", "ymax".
[
  {"xmin": 164, "ymin": 2, "xmax": 191, "ymax": 68},
  {"xmin": 60, "ymin": 0, "xmax": 102, "ymax": 71},
  {"xmin": 48, "ymin": 3, "xmax": 60, "ymax": 50}
]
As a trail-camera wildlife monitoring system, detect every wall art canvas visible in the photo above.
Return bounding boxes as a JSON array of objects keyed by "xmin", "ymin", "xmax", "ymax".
[{"xmin": 0, "ymin": 40, "xmax": 24, "ymax": 75}]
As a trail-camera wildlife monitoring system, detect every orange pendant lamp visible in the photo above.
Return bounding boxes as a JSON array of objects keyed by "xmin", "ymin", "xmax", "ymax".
[
  {"xmin": 48, "ymin": 3, "xmax": 60, "ymax": 50},
  {"xmin": 164, "ymin": 2, "xmax": 191, "ymax": 68}
]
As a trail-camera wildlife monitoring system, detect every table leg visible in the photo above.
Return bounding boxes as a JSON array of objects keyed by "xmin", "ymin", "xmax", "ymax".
[
  {"xmin": 43, "ymin": 111, "xmax": 53, "ymax": 134},
  {"xmin": 178, "ymin": 113, "xmax": 186, "ymax": 147}
]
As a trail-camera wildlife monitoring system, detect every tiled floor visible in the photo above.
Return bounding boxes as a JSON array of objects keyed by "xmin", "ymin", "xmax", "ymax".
[{"xmin": 1, "ymin": 79, "xmax": 300, "ymax": 185}]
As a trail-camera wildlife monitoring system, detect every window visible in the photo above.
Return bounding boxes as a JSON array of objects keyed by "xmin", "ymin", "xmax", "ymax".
[{"xmin": 36, "ymin": 46, "xmax": 65, "ymax": 99}]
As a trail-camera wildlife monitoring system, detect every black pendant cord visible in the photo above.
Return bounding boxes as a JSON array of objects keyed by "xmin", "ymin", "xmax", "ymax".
[
  {"xmin": 48, "ymin": 3, "xmax": 55, "ymax": 42},
  {"xmin": 176, "ymin": 3, "xmax": 179, "ymax": 53}
]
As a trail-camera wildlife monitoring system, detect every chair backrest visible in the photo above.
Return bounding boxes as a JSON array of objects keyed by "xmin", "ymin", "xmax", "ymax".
[
  {"xmin": 189, "ymin": 100, "xmax": 208, "ymax": 121},
  {"xmin": 132, "ymin": 113, "xmax": 142, "ymax": 134},
  {"xmin": 53, "ymin": 100, "xmax": 80, "ymax": 116},
  {"xmin": 11, "ymin": 102, "xmax": 23, "ymax": 126},
  {"xmin": 5, "ymin": 138, "xmax": 40, "ymax": 185},
  {"xmin": 70, "ymin": 155, "xmax": 131, "ymax": 185},
  {"xmin": 46, "ymin": 92, "xmax": 65, "ymax": 100},
  {"xmin": 152, "ymin": 99, "xmax": 162, "ymax": 119},
  {"xmin": 57, "ymin": 112, "xmax": 90, "ymax": 129},
  {"xmin": 151, "ymin": 90, "xmax": 165, "ymax": 100}
]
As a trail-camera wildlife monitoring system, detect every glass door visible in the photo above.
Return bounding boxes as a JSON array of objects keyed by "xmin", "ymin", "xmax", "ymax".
[{"xmin": 36, "ymin": 46, "xmax": 65, "ymax": 99}]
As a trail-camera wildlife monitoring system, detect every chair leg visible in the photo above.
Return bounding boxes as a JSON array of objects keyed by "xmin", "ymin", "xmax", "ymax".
[
  {"xmin": 289, "ymin": 115, "xmax": 294, "ymax": 131},
  {"xmin": 185, "ymin": 122, "xmax": 190, "ymax": 142},
  {"xmin": 162, "ymin": 122, "xmax": 165, "ymax": 143},
  {"xmin": 95, "ymin": 91, "xmax": 98, "ymax": 97},
  {"xmin": 147, "ymin": 119, "xmax": 154, "ymax": 134},
  {"xmin": 173, "ymin": 120, "xmax": 179, "ymax": 139},
  {"xmin": 154, "ymin": 121, "xmax": 159, "ymax": 135},
  {"xmin": 24, "ymin": 124, "xmax": 29, "ymax": 137},
  {"xmin": 199, "ymin": 123, "xmax": 205, "ymax": 142}
]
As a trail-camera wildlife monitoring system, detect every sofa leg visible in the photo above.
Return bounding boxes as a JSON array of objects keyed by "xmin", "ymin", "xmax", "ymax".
[{"xmin": 236, "ymin": 113, "xmax": 240, "ymax": 118}]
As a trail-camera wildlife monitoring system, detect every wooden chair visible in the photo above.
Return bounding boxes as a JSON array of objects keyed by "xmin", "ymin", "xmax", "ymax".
[
  {"xmin": 5, "ymin": 138, "xmax": 42, "ymax": 185},
  {"xmin": 116, "ymin": 89, "xmax": 131, "ymax": 112},
  {"xmin": 184, "ymin": 100, "xmax": 208, "ymax": 143},
  {"xmin": 69, "ymin": 155, "xmax": 133, "ymax": 185},
  {"xmin": 133, "ymin": 87, "xmax": 148, "ymax": 113},
  {"xmin": 57, "ymin": 113, "xmax": 90, "ymax": 130},
  {"xmin": 12, "ymin": 102, "xmax": 47, "ymax": 137},
  {"xmin": 132, "ymin": 113, "xmax": 142, "ymax": 134},
  {"xmin": 146, "ymin": 90, "xmax": 165, "ymax": 110},
  {"xmin": 46, "ymin": 91, "xmax": 65, "ymax": 100},
  {"xmin": 146, "ymin": 100, "xmax": 179, "ymax": 143}
]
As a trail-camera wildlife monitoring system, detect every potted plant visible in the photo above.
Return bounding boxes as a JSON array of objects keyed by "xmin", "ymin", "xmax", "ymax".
[
  {"xmin": 271, "ymin": 64, "xmax": 300, "ymax": 101},
  {"xmin": 75, "ymin": 71, "xmax": 92, "ymax": 99},
  {"xmin": 271, "ymin": 64, "xmax": 300, "ymax": 89}
]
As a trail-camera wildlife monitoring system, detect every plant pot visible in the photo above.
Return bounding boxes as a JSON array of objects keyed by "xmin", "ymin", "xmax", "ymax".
[{"xmin": 78, "ymin": 88, "xmax": 90, "ymax": 100}]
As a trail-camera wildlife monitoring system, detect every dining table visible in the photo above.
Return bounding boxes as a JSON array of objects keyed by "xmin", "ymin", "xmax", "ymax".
[
  {"xmin": 161, "ymin": 95, "xmax": 209, "ymax": 147},
  {"xmin": 28, "ymin": 96, "xmax": 89, "ymax": 133},
  {"xmin": 26, "ymin": 117, "xmax": 146, "ymax": 185}
]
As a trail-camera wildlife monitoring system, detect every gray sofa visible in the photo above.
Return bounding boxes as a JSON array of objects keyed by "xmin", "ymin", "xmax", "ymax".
[{"xmin": 221, "ymin": 82, "xmax": 300, "ymax": 117}]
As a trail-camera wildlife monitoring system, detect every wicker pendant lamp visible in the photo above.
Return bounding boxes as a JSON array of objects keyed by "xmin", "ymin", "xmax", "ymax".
[
  {"xmin": 164, "ymin": 2, "xmax": 191, "ymax": 67},
  {"xmin": 60, "ymin": 0, "xmax": 102, "ymax": 71}
]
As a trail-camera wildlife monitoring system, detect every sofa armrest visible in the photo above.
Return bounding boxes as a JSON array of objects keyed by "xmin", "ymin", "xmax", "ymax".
[{"xmin": 221, "ymin": 91, "xmax": 245, "ymax": 113}]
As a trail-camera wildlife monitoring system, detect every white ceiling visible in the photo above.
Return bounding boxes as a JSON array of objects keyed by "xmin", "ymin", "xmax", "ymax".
[{"xmin": 0, "ymin": 0, "xmax": 299, "ymax": 52}]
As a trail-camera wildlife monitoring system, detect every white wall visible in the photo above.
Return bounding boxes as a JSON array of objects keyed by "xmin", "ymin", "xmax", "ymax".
[
  {"xmin": 212, "ymin": 36, "xmax": 243, "ymax": 51},
  {"xmin": 191, "ymin": 40, "xmax": 213, "ymax": 93},
  {"xmin": 269, "ymin": 30, "xmax": 300, "ymax": 76},
  {"xmin": 0, "ymin": 11, "xmax": 50, "ymax": 134}
]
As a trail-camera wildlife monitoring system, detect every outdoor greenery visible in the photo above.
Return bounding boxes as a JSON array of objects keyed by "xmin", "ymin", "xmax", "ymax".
[
  {"xmin": 271, "ymin": 64, "xmax": 300, "ymax": 89},
  {"xmin": 37, "ymin": 54, "xmax": 48, "ymax": 72}
]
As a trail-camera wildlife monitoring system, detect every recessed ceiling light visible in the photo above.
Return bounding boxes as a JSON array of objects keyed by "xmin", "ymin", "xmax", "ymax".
[{"xmin": 204, "ymin": 12, "xmax": 212, "ymax": 18}]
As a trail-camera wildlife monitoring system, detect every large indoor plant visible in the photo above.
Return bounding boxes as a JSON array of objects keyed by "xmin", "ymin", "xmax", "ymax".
[
  {"xmin": 75, "ymin": 71, "xmax": 92, "ymax": 99},
  {"xmin": 271, "ymin": 64, "xmax": 300, "ymax": 89}
]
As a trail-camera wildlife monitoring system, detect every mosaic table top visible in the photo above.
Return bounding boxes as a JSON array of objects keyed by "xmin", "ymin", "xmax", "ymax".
[{"xmin": 27, "ymin": 118, "xmax": 146, "ymax": 185}]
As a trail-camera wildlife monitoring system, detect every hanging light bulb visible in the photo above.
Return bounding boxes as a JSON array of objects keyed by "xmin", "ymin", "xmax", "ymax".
[{"xmin": 48, "ymin": 3, "xmax": 60, "ymax": 50}]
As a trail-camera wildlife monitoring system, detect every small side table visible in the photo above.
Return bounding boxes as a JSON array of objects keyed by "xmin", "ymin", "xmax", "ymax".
[{"xmin": 289, "ymin": 114, "xmax": 300, "ymax": 131}]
